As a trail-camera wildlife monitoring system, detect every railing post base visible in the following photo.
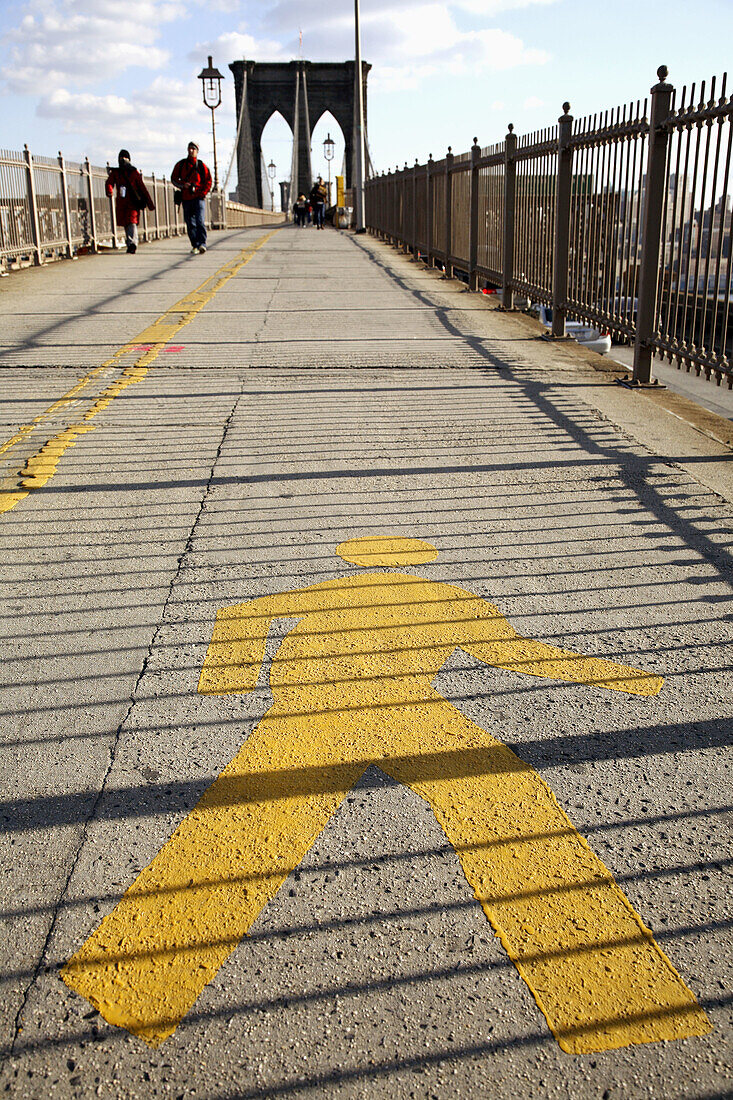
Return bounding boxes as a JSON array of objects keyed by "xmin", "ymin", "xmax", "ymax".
[{"xmin": 616, "ymin": 377, "xmax": 666, "ymax": 390}]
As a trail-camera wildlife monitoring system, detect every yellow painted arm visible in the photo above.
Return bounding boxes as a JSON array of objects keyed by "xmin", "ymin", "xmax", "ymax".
[
  {"xmin": 198, "ymin": 594, "xmax": 292, "ymax": 695},
  {"xmin": 463, "ymin": 634, "xmax": 663, "ymax": 696}
]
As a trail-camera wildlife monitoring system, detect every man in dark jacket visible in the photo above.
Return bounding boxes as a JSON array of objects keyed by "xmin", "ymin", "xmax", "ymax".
[
  {"xmin": 171, "ymin": 142, "xmax": 212, "ymax": 254},
  {"xmin": 105, "ymin": 150, "xmax": 155, "ymax": 253}
]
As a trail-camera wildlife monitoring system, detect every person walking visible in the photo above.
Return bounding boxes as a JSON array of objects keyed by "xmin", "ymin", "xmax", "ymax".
[
  {"xmin": 309, "ymin": 176, "xmax": 327, "ymax": 229},
  {"xmin": 171, "ymin": 141, "xmax": 212, "ymax": 254},
  {"xmin": 105, "ymin": 150, "xmax": 154, "ymax": 254},
  {"xmin": 292, "ymin": 194, "xmax": 308, "ymax": 226}
]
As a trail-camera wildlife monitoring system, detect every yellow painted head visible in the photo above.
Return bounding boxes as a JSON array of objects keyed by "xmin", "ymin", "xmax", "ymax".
[{"xmin": 335, "ymin": 536, "xmax": 438, "ymax": 568}]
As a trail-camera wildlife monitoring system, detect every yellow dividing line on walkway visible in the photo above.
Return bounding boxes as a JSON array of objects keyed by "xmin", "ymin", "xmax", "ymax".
[
  {"xmin": 0, "ymin": 364, "xmax": 110, "ymax": 459},
  {"xmin": 0, "ymin": 230, "xmax": 280, "ymax": 516}
]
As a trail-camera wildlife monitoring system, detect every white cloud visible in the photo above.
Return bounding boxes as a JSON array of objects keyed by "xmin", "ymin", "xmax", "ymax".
[
  {"xmin": 191, "ymin": 0, "xmax": 241, "ymax": 11},
  {"xmin": 259, "ymin": 0, "xmax": 558, "ymax": 29},
  {"xmin": 368, "ymin": 25, "xmax": 548, "ymax": 92},
  {"xmin": 248, "ymin": 2, "xmax": 550, "ymax": 90},
  {"xmin": 454, "ymin": 0, "xmax": 558, "ymax": 12},
  {"xmin": 2, "ymin": 0, "xmax": 179, "ymax": 94},
  {"xmin": 370, "ymin": 64, "xmax": 440, "ymax": 95},
  {"xmin": 523, "ymin": 95, "xmax": 544, "ymax": 109},
  {"xmin": 36, "ymin": 77, "xmax": 213, "ymax": 169},
  {"xmin": 189, "ymin": 30, "xmax": 290, "ymax": 66}
]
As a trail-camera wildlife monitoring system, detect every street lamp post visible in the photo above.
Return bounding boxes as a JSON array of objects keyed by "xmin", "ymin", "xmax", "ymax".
[
  {"xmin": 353, "ymin": 0, "xmax": 366, "ymax": 231},
  {"xmin": 198, "ymin": 56, "xmax": 224, "ymax": 190},
  {"xmin": 323, "ymin": 132, "xmax": 335, "ymax": 206},
  {"xmin": 267, "ymin": 160, "xmax": 276, "ymax": 211}
]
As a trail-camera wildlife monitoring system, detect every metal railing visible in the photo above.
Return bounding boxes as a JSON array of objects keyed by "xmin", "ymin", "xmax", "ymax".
[
  {"xmin": 0, "ymin": 146, "xmax": 284, "ymax": 271},
  {"xmin": 365, "ymin": 66, "xmax": 733, "ymax": 389}
]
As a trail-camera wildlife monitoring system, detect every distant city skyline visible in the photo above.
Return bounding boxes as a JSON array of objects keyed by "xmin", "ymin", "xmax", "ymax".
[{"xmin": 2, "ymin": 0, "xmax": 732, "ymax": 207}]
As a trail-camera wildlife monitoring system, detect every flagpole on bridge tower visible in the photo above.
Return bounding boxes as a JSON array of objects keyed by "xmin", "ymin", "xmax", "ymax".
[{"xmin": 353, "ymin": 0, "xmax": 366, "ymax": 233}]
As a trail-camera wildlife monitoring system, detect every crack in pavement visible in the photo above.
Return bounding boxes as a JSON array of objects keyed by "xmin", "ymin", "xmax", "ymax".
[{"xmin": 7, "ymin": 384, "xmax": 246, "ymax": 1058}]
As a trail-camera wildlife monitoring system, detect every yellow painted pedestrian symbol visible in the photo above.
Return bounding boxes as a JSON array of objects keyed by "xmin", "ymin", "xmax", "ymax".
[{"xmin": 62, "ymin": 537, "xmax": 710, "ymax": 1052}]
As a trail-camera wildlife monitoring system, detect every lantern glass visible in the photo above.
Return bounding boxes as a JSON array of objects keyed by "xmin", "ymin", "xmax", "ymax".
[
  {"xmin": 323, "ymin": 134, "xmax": 335, "ymax": 161},
  {"xmin": 202, "ymin": 78, "xmax": 221, "ymax": 109}
]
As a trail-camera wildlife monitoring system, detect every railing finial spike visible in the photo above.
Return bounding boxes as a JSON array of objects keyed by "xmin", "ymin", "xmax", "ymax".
[
  {"xmin": 657, "ymin": 64, "xmax": 669, "ymax": 84},
  {"xmin": 562, "ymin": 102, "xmax": 571, "ymax": 115}
]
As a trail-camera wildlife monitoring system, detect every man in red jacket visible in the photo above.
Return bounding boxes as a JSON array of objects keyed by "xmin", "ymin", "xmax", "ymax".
[
  {"xmin": 171, "ymin": 141, "xmax": 212, "ymax": 254},
  {"xmin": 105, "ymin": 150, "xmax": 155, "ymax": 254}
]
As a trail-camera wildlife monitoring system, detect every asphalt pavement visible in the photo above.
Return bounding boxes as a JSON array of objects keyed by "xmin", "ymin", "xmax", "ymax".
[{"xmin": 0, "ymin": 225, "xmax": 731, "ymax": 1099}]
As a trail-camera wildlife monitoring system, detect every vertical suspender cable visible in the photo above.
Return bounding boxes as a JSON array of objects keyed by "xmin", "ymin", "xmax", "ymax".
[{"xmin": 222, "ymin": 66, "xmax": 247, "ymax": 198}]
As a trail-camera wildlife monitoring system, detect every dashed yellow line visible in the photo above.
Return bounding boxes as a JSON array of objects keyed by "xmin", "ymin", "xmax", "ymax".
[
  {"xmin": 0, "ymin": 364, "xmax": 112, "ymax": 459},
  {"xmin": 0, "ymin": 230, "xmax": 280, "ymax": 516}
]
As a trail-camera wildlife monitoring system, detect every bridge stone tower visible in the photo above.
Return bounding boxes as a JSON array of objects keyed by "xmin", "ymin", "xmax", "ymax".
[{"xmin": 229, "ymin": 59, "xmax": 370, "ymax": 209}]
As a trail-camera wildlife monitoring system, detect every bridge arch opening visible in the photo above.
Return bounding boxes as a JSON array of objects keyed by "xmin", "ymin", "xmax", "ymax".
[
  {"xmin": 311, "ymin": 111, "xmax": 346, "ymax": 207},
  {"xmin": 259, "ymin": 110, "xmax": 293, "ymax": 211}
]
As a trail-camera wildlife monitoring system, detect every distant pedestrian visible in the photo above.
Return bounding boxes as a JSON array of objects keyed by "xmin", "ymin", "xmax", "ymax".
[
  {"xmin": 105, "ymin": 150, "xmax": 154, "ymax": 254},
  {"xmin": 171, "ymin": 142, "xmax": 212, "ymax": 255},
  {"xmin": 309, "ymin": 177, "xmax": 328, "ymax": 229},
  {"xmin": 293, "ymin": 194, "xmax": 308, "ymax": 226}
]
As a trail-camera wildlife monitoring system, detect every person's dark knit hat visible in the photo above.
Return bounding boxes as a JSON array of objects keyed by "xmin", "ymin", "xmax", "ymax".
[
  {"xmin": 188, "ymin": 141, "xmax": 199, "ymax": 150},
  {"xmin": 118, "ymin": 149, "xmax": 131, "ymax": 162}
]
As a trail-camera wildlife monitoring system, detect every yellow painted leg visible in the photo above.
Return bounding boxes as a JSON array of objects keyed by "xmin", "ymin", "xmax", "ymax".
[
  {"xmin": 62, "ymin": 714, "xmax": 367, "ymax": 1046},
  {"xmin": 383, "ymin": 702, "xmax": 711, "ymax": 1053}
]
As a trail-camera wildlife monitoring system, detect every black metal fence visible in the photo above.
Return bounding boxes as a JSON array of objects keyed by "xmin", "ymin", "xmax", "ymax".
[
  {"xmin": 0, "ymin": 146, "xmax": 284, "ymax": 271},
  {"xmin": 365, "ymin": 67, "xmax": 733, "ymax": 389}
]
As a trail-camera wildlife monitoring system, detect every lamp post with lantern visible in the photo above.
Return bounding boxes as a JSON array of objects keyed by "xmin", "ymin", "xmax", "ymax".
[
  {"xmin": 353, "ymin": 0, "xmax": 366, "ymax": 231},
  {"xmin": 197, "ymin": 56, "xmax": 224, "ymax": 191},
  {"xmin": 267, "ymin": 160, "xmax": 276, "ymax": 211},
  {"xmin": 323, "ymin": 132, "xmax": 335, "ymax": 206}
]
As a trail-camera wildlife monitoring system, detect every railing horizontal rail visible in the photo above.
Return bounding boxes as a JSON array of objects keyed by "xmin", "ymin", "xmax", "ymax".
[
  {"xmin": 570, "ymin": 118, "xmax": 649, "ymax": 148},
  {"xmin": 515, "ymin": 138, "xmax": 558, "ymax": 161},
  {"xmin": 477, "ymin": 153, "xmax": 505, "ymax": 169}
]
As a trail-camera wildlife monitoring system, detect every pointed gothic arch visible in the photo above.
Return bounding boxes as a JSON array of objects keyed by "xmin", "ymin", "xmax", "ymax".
[
  {"xmin": 229, "ymin": 59, "xmax": 370, "ymax": 208},
  {"xmin": 311, "ymin": 111, "xmax": 346, "ymax": 206}
]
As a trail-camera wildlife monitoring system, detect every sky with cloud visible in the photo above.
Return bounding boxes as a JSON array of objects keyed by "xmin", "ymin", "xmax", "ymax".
[{"xmin": 2, "ymin": 0, "xmax": 731, "ymax": 204}]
